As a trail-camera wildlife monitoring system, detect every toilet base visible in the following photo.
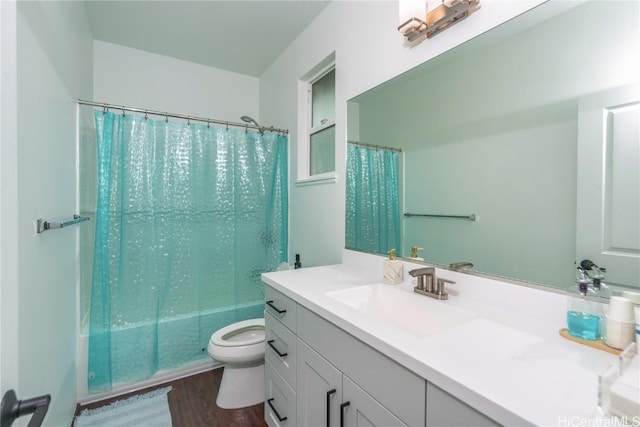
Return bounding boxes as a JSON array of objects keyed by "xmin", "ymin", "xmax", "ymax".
[{"xmin": 216, "ymin": 363, "xmax": 265, "ymax": 409}]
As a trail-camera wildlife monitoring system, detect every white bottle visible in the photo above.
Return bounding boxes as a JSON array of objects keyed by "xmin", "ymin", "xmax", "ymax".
[{"xmin": 383, "ymin": 249, "xmax": 403, "ymax": 285}]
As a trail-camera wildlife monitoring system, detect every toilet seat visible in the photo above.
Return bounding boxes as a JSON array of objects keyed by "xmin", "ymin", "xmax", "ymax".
[{"xmin": 210, "ymin": 318, "xmax": 265, "ymax": 347}]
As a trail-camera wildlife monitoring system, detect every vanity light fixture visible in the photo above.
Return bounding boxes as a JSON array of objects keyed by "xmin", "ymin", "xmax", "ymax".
[{"xmin": 398, "ymin": 0, "xmax": 480, "ymax": 43}]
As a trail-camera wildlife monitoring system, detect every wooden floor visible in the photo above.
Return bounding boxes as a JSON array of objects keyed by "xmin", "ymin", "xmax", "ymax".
[{"xmin": 74, "ymin": 368, "xmax": 268, "ymax": 427}]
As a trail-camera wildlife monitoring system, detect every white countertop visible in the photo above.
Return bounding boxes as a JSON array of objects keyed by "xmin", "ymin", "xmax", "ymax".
[{"xmin": 261, "ymin": 250, "xmax": 620, "ymax": 427}]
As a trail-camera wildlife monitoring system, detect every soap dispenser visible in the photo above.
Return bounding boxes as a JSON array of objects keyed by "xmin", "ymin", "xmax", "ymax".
[
  {"xmin": 566, "ymin": 267, "xmax": 601, "ymax": 341},
  {"xmin": 580, "ymin": 260, "xmax": 610, "ymax": 298},
  {"xmin": 410, "ymin": 246, "xmax": 424, "ymax": 262},
  {"xmin": 383, "ymin": 249, "xmax": 403, "ymax": 285}
]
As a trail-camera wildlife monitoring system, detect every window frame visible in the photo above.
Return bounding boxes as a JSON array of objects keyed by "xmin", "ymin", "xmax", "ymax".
[{"xmin": 296, "ymin": 57, "xmax": 337, "ymax": 186}]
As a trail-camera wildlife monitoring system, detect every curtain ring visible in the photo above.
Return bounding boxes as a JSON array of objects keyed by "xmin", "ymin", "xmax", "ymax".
[
  {"xmin": 245, "ymin": 124, "xmax": 248, "ymax": 133},
  {"xmin": 226, "ymin": 122, "xmax": 229, "ymax": 131},
  {"xmin": 144, "ymin": 111, "xmax": 148, "ymax": 120},
  {"xmin": 103, "ymin": 104, "xmax": 107, "ymax": 115},
  {"xmin": 187, "ymin": 117, "xmax": 191, "ymax": 126},
  {"xmin": 121, "ymin": 108, "xmax": 125, "ymax": 117},
  {"xmin": 207, "ymin": 120, "xmax": 210, "ymax": 129},
  {"xmin": 165, "ymin": 113, "xmax": 168, "ymax": 123}
]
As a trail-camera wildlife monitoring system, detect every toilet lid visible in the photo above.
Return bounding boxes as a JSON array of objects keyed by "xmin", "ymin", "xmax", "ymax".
[{"xmin": 210, "ymin": 318, "xmax": 265, "ymax": 347}]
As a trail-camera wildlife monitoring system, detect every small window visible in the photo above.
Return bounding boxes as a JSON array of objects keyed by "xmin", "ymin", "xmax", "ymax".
[{"xmin": 309, "ymin": 69, "xmax": 335, "ymax": 176}]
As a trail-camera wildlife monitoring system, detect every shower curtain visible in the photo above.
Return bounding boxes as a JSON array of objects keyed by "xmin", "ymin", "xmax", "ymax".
[
  {"xmin": 88, "ymin": 110, "xmax": 288, "ymax": 392},
  {"xmin": 345, "ymin": 143, "xmax": 401, "ymax": 254}
]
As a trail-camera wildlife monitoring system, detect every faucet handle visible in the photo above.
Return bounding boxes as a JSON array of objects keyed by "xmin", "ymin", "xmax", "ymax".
[{"xmin": 435, "ymin": 278, "xmax": 455, "ymax": 298}]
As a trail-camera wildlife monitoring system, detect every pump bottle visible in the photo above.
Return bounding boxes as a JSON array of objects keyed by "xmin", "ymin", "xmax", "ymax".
[{"xmin": 383, "ymin": 249, "xmax": 403, "ymax": 285}]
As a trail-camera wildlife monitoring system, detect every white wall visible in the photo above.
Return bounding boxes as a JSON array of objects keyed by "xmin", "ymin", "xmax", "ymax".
[
  {"xmin": 1, "ymin": 0, "xmax": 19, "ymax": 401},
  {"xmin": 259, "ymin": 0, "xmax": 546, "ymax": 268},
  {"xmin": 93, "ymin": 41, "xmax": 260, "ymax": 122},
  {"xmin": 13, "ymin": 1, "xmax": 93, "ymax": 425}
]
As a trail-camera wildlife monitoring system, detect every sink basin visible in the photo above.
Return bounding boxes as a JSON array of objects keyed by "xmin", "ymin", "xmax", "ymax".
[{"xmin": 326, "ymin": 284, "xmax": 476, "ymax": 337}]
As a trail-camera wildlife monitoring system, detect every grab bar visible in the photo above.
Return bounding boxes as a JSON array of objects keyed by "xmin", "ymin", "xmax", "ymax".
[
  {"xmin": 404, "ymin": 212, "xmax": 476, "ymax": 221},
  {"xmin": 37, "ymin": 215, "xmax": 90, "ymax": 234}
]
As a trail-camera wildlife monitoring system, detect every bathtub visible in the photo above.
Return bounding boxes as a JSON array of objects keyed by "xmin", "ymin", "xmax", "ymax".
[{"xmin": 77, "ymin": 300, "xmax": 264, "ymax": 402}]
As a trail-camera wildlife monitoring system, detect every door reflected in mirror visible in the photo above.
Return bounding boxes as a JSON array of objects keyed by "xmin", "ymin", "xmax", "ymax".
[{"xmin": 346, "ymin": 0, "xmax": 640, "ymax": 290}]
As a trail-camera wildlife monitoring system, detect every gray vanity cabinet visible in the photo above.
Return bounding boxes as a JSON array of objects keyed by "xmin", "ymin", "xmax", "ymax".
[
  {"xmin": 265, "ymin": 285, "xmax": 424, "ymax": 426},
  {"xmin": 265, "ymin": 285, "xmax": 496, "ymax": 427}
]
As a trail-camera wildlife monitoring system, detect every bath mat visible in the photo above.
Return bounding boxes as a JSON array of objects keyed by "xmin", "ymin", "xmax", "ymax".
[{"xmin": 75, "ymin": 386, "xmax": 173, "ymax": 427}]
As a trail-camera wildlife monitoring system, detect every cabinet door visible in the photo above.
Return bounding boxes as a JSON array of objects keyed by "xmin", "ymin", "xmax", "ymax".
[
  {"xmin": 342, "ymin": 376, "xmax": 407, "ymax": 427},
  {"xmin": 426, "ymin": 383, "xmax": 499, "ymax": 427},
  {"xmin": 297, "ymin": 340, "xmax": 343, "ymax": 427}
]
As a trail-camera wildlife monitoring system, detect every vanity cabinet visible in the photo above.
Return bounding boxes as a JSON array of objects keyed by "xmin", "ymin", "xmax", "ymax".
[
  {"xmin": 264, "ymin": 285, "xmax": 502, "ymax": 426},
  {"xmin": 265, "ymin": 285, "xmax": 424, "ymax": 426}
]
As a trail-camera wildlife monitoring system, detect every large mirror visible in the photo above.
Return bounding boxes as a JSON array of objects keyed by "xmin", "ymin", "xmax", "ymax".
[{"xmin": 346, "ymin": 0, "xmax": 640, "ymax": 291}]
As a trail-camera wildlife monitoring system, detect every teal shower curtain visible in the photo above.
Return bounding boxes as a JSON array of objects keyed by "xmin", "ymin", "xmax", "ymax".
[
  {"xmin": 88, "ymin": 110, "xmax": 288, "ymax": 392},
  {"xmin": 345, "ymin": 143, "xmax": 401, "ymax": 254}
]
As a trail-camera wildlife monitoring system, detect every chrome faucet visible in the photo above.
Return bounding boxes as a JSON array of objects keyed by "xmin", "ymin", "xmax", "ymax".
[
  {"xmin": 449, "ymin": 261, "xmax": 473, "ymax": 270},
  {"xmin": 409, "ymin": 267, "xmax": 455, "ymax": 300},
  {"xmin": 409, "ymin": 267, "xmax": 435, "ymax": 293}
]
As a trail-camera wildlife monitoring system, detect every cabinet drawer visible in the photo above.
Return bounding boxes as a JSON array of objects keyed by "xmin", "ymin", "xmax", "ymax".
[
  {"xmin": 265, "ymin": 359, "xmax": 297, "ymax": 427},
  {"xmin": 265, "ymin": 312, "xmax": 297, "ymax": 390},
  {"xmin": 298, "ymin": 305, "xmax": 425, "ymax": 427},
  {"xmin": 265, "ymin": 286, "xmax": 297, "ymax": 333}
]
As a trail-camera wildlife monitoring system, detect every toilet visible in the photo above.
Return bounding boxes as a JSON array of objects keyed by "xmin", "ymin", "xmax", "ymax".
[{"xmin": 207, "ymin": 318, "xmax": 265, "ymax": 409}]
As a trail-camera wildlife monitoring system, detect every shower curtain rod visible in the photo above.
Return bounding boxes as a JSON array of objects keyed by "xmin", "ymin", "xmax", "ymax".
[
  {"xmin": 348, "ymin": 139, "xmax": 402, "ymax": 153},
  {"xmin": 77, "ymin": 99, "xmax": 289, "ymax": 134}
]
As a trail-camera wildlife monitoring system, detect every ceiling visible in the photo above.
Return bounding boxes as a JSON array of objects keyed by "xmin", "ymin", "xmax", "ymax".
[{"xmin": 84, "ymin": 1, "xmax": 331, "ymax": 77}]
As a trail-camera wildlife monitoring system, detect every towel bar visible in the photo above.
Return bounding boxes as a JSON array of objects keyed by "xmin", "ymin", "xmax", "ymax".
[
  {"xmin": 404, "ymin": 212, "xmax": 476, "ymax": 221},
  {"xmin": 36, "ymin": 215, "xmax": 89, "ymax": 234}
]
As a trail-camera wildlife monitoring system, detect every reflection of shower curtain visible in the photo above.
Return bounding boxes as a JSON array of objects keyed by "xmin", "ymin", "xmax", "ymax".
[
  {"xmin": 88, "ymin": 111, "xmax": 288, "ymax": 392},
  {"xmin": 345, "ymin": 143, "xmax": 400, "ymax": 254}
]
